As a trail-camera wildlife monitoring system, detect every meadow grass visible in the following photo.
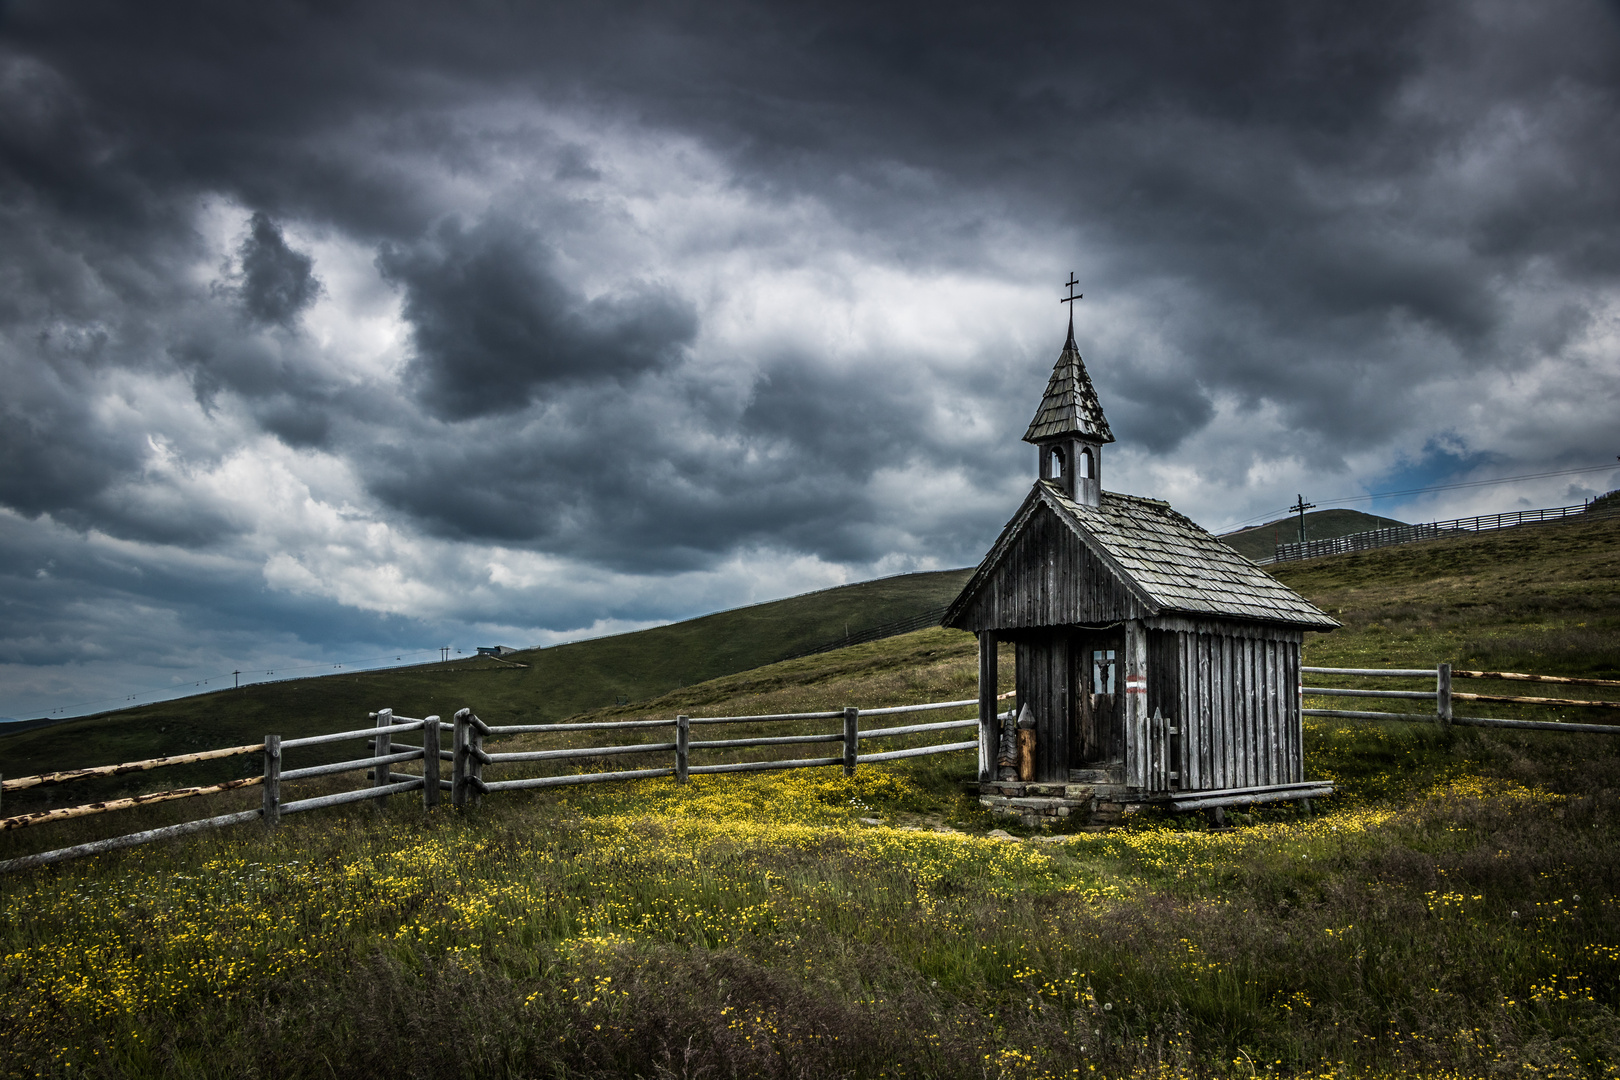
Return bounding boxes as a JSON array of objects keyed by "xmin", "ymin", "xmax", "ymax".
[
  {"xmin": 4, "ymin": 715, "xmax": 1619, "ymax": 1079},
  {"xmin": 3, "ymin": 515, "xmax": 1617, "ymax": 1078}
]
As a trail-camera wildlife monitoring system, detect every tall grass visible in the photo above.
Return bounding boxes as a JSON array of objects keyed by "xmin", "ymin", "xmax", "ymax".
[
  {"xmin": 4, "ymin": 508, "xmax": 1617, "ymax": 1078},
  {"xmin": 4, "ymin": 717, "xmax": 1620, "ymax": 1079}
]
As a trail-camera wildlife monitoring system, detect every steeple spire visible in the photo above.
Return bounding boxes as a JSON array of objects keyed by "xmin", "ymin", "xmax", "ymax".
[
  {"xmin": 1025, "ymin": 278, "xmax": 1112, "ymax": 507},
  {"xmin": 1023, "ymin": 325, "xmax": 1114, "ymax": 445}
]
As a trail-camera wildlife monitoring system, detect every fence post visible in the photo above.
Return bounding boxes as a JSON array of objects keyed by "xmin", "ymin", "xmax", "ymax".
[
  {"xmin": 676, "ymin": 715, "xmax": 690, "ymax": 784},
  {"xmin": 423, "ymin": 715, "xmax": 440, "ymax": 808},
  {"xmin": 843, "ymin": 707, "xmax": 859, "ymax": 777},
  {"xmin": 262, "ymin": 735, "xmax": 280, "ymax": 827},
  {"xmin": 452, "ymin": 708, "xmax": 469, "ymax": 808},
  {"xmin": 468, "ymin": 713, "xmax": 484, "ymax": 808},
  {"xmin": 373, "ymin": 709, "xmax": 392, "ymax": 796},
  {"xmin": 1437, "ymin": 662, "xmax": 1452, "ymax": 726},
  {"xmin": 978, "ymin": 631, "xmax": 998, "ymax": 782}
]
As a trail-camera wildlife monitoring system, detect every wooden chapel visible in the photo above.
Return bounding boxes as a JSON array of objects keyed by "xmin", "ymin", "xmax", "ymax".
[{"xmin": 943, "ymin": 303, "xmax": 1339, "ymax": 810}]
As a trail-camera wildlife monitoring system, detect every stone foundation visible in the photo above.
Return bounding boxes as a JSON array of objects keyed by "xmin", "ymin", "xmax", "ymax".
[{"xmin": 976, "ymin": 781, "xmax": 1136, "ymax": 830}]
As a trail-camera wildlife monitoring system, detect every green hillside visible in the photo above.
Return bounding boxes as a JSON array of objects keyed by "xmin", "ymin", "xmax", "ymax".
[
  {"xmin": 1220, "ymin": 507, "xmax": 1406, "ymax": 562},
  {"xmin": 1274, "ymin": 509, "xmax": 1620, "ymax": 679},
  {"xmin": 3, "ymin": 511, "xmax": 1619, "ymax": 1078},
  {"xmin": 0, "ymin": 567, "xmax": 970, "ymax": 796}
]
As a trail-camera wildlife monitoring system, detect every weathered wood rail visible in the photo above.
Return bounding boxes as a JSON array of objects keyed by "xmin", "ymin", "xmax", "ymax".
[
  {"xmin": 0, "ymin": 698, "xmax": 984, "ymax": 873},
  {"xmin": 1269, "ymin": 500, "xmax": 1611, "ymax": 564},
  {"xmin": 1301, "ymin": 665, "xmax": 1620, "ymax": 734},
  {"xmin": 0, "ymin": 710, "xmax": 443, "ymax": 872},
  {"xmin": 447, "ymin": 699, "xmax": 983, "ymax": 804}
]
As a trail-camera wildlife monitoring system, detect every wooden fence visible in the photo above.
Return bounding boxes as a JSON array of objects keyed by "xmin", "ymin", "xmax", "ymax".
[
  {"xmin": 1269, "ymin": 501, "xmax": 1611, "ymax": 564},
  {"xmin": 1302, "ymin": 665, "xmax": 1620, "ymax": 733},
  {"xmin": 0, "ymin": 699, "xmax": 991, "ymax": 874}
]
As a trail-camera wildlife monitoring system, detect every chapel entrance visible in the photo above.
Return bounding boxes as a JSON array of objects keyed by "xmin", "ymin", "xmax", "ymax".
[{"xmin": 1070, "ymin": 632, "xmax": 1124, "ymax": 771}]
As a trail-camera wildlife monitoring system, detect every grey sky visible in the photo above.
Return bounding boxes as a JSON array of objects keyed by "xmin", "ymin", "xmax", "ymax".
[{"xmin": 2, "ymin": 0, "xmax": 1617, "ymax": 718}]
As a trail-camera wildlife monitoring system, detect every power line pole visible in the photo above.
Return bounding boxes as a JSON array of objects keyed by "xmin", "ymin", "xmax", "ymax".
[
  {"xmin": 1290, "ymin": 494, "xmax": 1316, "ymax": 545},
  {"xmin": 233, "ymin": 670, "xmax": 241, "ymax": 690}
]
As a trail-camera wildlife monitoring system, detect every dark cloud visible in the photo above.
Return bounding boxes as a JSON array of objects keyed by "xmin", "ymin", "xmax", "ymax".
[
  {"xmin": 232, "ymin": 211, "xmax": 321, "ymax": 326},
  {"xmin": 0, "ymin": 0, "xmax": 1616, "ymax": 717},
  {"xmin": 378, "ymin": 218, "xmax": 698, "ymax": 420}
]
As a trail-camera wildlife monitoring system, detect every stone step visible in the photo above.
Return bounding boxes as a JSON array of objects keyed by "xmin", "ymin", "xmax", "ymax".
[{"xmin": 1069, "ymin": 768, "xmax": 1121, "ymax": 784}]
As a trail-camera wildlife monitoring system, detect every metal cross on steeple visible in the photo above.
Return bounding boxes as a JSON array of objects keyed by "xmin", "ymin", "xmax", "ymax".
[{"xmin": 1060, "ymin": 273, "xmax": 1083, "ymax": 337}]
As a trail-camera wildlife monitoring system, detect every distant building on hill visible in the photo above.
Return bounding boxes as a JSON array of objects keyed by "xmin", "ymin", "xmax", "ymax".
[
  {"xmin": 477, "ymin": 646, "xmax": 517, "ymax": 657},
  {"xmin": 944, "ymin": 295, "xmax": 1338, "ymax": 821}
]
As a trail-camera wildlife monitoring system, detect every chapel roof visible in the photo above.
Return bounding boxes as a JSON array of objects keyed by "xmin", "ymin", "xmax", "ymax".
[{"xmin": 945, "ymin": 481, "xmax": 1340, "ymax": 630}]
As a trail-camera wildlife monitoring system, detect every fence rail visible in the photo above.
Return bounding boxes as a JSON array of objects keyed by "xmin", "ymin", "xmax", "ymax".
[
  {"xmin": 0, "ymin": 697, "xmax": 993, "ymax": 875},
  {"xmin": 1301, "ymin": 663, "xmax": 1620, "ymax": 733},
  {"xmin": 1270, "ymin": 501, "xmax": 1613, "ymax": 563}
]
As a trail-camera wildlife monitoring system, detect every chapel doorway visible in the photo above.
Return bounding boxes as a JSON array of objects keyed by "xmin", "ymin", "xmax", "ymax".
[{"xmin": 1071, "ymin": 633, "xmax": 1124, "ymax": 768}]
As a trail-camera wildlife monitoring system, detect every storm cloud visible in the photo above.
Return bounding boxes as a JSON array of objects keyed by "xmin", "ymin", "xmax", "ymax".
[
  {"xmin": 379, "ymin": 219, "xmax": 698, "ymax": 420},
  {"xmin": 0, "ymin": 0, "xmax": 1616, "ymax": 718}
]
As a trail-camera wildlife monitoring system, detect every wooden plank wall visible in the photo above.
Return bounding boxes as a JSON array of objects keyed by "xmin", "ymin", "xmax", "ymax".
[
  {"xmin": 1170, "ymin": 631, "xmax": 1302, "ymax": 791},
  {"xmin": 1015, "ymin": 637, "xmax": 1072, "ymax": 783},
  {"xmin": 1145, "ymin": 630, "xmax": 1181, "ymax": 791},
  {"xmin": 955, "ymin": 507, "xmax": 1145, "ymax": 631}
]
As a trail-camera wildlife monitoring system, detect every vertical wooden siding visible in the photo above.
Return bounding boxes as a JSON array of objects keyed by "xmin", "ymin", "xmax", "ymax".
[
  {"xmin": 1145, "ymin": 630, "xmax": 1182, "ymax": 791},
  {"xmin": 1015, "ymin": 636, "xmax": 1072, "ymax": 783},
  {"xmin": 955, "ymin": 507, "xmax": 1146, "ymax": 631},
  {"xmin": 1170, "ymin": 631, "xmax": 1302, "ymax": 792}
]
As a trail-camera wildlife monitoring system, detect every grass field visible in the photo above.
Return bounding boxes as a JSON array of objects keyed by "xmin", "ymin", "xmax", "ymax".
[{"xmin": 2, "ymin": 515, "xmax": 1618, "ymax": 1078}]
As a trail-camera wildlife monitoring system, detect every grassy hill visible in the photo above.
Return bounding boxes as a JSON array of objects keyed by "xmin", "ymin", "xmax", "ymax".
[
  {"xmin": 1274, "ymin": 510, "xmax": 1620, "ymax": 679},
  {"xmin": 1220, "ymin": 507, "xmax": 1406, "ymax": 562},
  {"xmin": 3, "ymin": 511, "xmax": 1619, "ymax": 1077},
  {"xmin": 0, "ymin": 567, "xmax": 970, "ymax": 800}
]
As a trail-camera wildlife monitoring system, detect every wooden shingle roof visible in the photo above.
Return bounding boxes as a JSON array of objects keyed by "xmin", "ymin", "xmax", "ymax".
[
  {"xmin": 1023, "ymin": 324, "xmax": 1115, "ymax": 444},
  {"xmin": 946, "ymin": 481, "xmax": 1340, "ymax": 631}
]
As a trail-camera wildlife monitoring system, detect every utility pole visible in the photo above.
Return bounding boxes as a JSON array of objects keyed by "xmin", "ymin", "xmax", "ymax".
[
  {"xmin": 1290, "ymin": 494, "xmax": 1316, "ymax": 545},
  {"xmin": 233, "ymin": 670, "xmax": 241, "ymax": 690}
]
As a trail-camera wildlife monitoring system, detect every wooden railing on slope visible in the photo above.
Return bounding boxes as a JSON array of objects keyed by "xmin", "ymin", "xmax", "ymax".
[
  {"xmin": 0, "ymin": 698, "xmax": 1001, "ymax": 873},
  {"xmin": 1301, "ymin": 665, "xmax": 1620, "ymax": 734}
]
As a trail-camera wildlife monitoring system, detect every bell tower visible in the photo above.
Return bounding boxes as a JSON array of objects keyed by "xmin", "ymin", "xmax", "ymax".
[{"xmin": 1023, "ymin": 277, "xmax": 1113, "ymax": 507}]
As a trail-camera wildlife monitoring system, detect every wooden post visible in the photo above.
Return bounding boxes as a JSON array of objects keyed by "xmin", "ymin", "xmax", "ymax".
[
  {"xmin": 423, "ymin": 715, "xmax": 441, "ymax": 808},
  {"xmin": 676, "ymin": 715, "xmax": 690, "ymax": 784},
  {"xmin": 1016, "ymin": 727, "xmax": 1036, "ymax": 782},
  {"xmin": 978, "ymin": 631, "xmax": 998, "ymax": 781},
  {"xmin": 373, "ymin": 709, "xmax": 392, "ymax": 796},
  {"xmin": 1123, "ymin": 620, "xmax": 1149, "ymax": 789},
  {"xmin": 843, "ymin": 707, "xmax": 859, "ymax": 777},
  {"xmin": 468, "ymin": 714, "xmax": 484, "ymax": 808},
  {"xmin": 262, "ymin": 735, "xmax": 280, "ymax": 827},
  {"xmin": 1437, "ymin": 662, "xmax": 1452, "ymax": 726},
  {"xmin": 451, "ymin": 708, "xmax": 469, "ymax": 809}
]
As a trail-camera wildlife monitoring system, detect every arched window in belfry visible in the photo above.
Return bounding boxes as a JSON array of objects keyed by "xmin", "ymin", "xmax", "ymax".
[
  {"xmin": 1079, "ymin": 447, "xmax": 1094, "ymax": 479},
  {"xmin": 1049, "ymin": 446, "xmax": 1066, "ymax": 479}
]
